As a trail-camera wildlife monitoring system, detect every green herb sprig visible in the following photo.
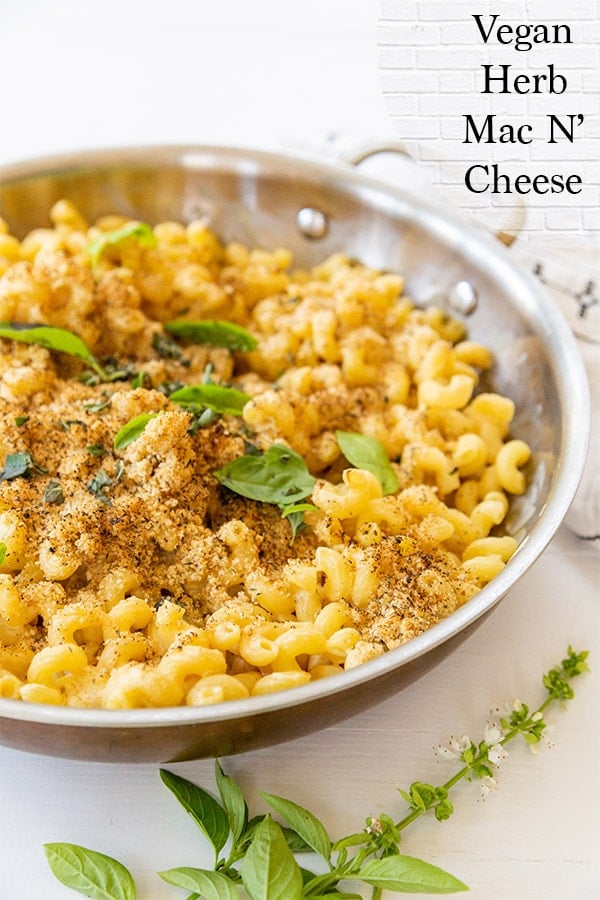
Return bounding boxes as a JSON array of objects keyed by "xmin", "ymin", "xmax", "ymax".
[
  {"xmin": 43, "ymin": 647, "xmax": 589, "ymax": 899},
  {"xmin": 113, "ymin": 414, "xmax": 160, "ymax": 451},
  {"xmin": 112, "ymin": 381, "xmax": 250, "ymax": 449},
  {"xmin": 87, "ymin": 444, "xmax": 107, "ymax": 458},
  {"xmin": 84, "ymin": 222, "xmax": 157, "ymax": 277},
  {"xmin": 0, "ymin": 451, "xmax": 48, "ymax": 482},
  {"xmin": 43, "ymin": 478, "xmax": 64, "ymax": 505},
  {"xmin": 79, "ymin": 359, "xmax": 139, "ymax": 388},
  {"xmin": 44, "ymin": 844, "xmax": 135, "ymax": 900},
  {"xmin": 336, "ymin": 431, "xmax": 399, "ymax": 495},
  {"xmin": 215, "ymin": 443, "xmax": 317, "ymax": 539},
  {"xmin": 170, "ymin": 384, "xmax": 251, "ymax": 417},
  {"xmin": 165, "ymin": 319, "xmax": 258, "ymax": 352},
  {"xmin": 0, "ymin": 323, "xmax": 109, "ymax": 382},
  {"xmin": 87, "ymin": 468, "xmax": 118, "ymax": 506}
]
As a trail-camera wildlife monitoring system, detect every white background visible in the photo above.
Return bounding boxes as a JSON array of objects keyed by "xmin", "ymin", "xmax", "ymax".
[
  {"xmin": 0, "ymin": 0, "xmax": 393, "ymax": 163},
  {"xmin": 1, "ymin": 2, "xmax": 599, "ymax": 899}
]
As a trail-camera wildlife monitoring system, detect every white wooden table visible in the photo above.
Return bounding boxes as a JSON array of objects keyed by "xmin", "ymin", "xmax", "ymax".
[
  {"xmin": 1, "ymin": 2, "xmax": 598, "ymax": 897},
  {"xmin": 0, "ymin": 526, "xmax": 598, "ymax": 898}
]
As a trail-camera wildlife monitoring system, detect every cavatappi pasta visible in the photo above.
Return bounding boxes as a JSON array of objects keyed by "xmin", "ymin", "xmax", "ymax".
[{"xmin": 0, "ymin": 202, "xmax": 531, "ymax": 709}]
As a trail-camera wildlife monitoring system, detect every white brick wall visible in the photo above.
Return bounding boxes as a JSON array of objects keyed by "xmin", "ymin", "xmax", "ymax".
[{"xmin": 378, "ymin": 0, "xmax": 600, "ymax": 244}]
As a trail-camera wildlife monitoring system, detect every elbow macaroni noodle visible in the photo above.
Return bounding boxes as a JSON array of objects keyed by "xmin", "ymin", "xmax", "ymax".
[{"xmin": 0, "ymin": 203, "xmax": 532, "ymax": 709}]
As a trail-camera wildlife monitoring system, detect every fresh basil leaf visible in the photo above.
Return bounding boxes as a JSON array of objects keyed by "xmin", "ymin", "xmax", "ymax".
[
  {"xmin": 0, "ymin": 323, "xmax": 106, "ymax": 379},
  {"xmin": 241, "ymin": 816, "xmax": 303, "ymax": 900},
  {"xmin": 158, "ymin": 867, "xmax": 238, "ymax": 900},
  {"xmin": 283, "ymin": 510, "xmax": 305, "ymax": 542},
  {"xmin": 260, "ymin": 792, "xmax": 331, "ymax": 861},
  {"xmin": 358, "ymin": 855, "xmax": 468, "ymax": 894},
  {"xmin": 335, "ymin": 430, "xmax": 399, "ymax": 495},
  {"xmin": 243, "ymin": 817, "xmax": 312, "ymax": 853},
  {"xmin": 165, "ymin": 319, "xmax": 258, "ymax": 352},
  {"xmin": 169, "ymin": 384, "xmax": 250, "ymax": 417},
  {"xmin": 113, "ymin": 413, "xmax": 160, "ymax": 451},
  {"xmin": 85, "ymin": 222, "xmax": 157, "ymax": 274},
  {"xmin": 238, "ymin": 815, "xmax": 265, "ymax": 853},
  {"xmin": 14, "ymin": 416, "xmax": 29, "ymax": 427},
  {"xmin": 281, "ymin": 503, "xmax": 318, "ymax": 517},
  {"xmin": 0, "ymin": 451, "xmax": 47, "ymax": 481},
  {"xmin": 159, "ymin": 769, "xmax": 230, "ymax": 859},
  {"xmin": 0, "ymin": 542, "xmax": 7, "ymax": 566},
  {"xmin": 215, "ymin": 760, "xmax": 248, "ymax": 847},
  {"xmin": 215, "ymin": 444, "xmax": 316, "ymax": 507},
  {"xmin": 43, "ymin": 843, "xmax": 136, "ymax": 900},
  {"xmin": 282, "ymin": 828, "xmax": 314, "ymax": 853}
]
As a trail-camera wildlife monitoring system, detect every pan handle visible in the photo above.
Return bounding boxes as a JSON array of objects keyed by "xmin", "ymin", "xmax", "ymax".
[
  {"xmin": 338, "ymin": 139, "xmax": 413, "ymax": 167},
  {"xmin": 338, "ymin": 140, "xmax": 523, "ymax": 248}
]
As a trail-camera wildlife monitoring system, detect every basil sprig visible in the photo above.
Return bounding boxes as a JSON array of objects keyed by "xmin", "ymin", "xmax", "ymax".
[
  {"xmin": 336, "ymin": 430, "xmax": 399, "ymax": 495},
  {"xmin": 0, "ymin": 323, "xmax": 108, "ymax": 380},
  {"xmin": 43, "ymin": 649, "xmax": 590, "ymax": 900},
  {"xmin": 165, "ymin": 319, "xmax": 258, "ymax": 352},
  {"xmin": 44, "ymin": 760, "xmax": 468, "ymax": 898},
  {"xmin": 170, "ymin": 384, "xmax": 250, "ymax": 417},
  {"xmin": 85, "ymin": 222, "xmax": 157, "ymax": 275}
]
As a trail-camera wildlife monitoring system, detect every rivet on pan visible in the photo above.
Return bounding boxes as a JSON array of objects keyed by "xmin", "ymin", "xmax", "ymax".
[
  {"xmin": 297, "ymin": 207, "xmax": 329, "ymax": 240},
  {"xmin": 448, "ymin": 281, "xmax": 479, "ymax": 316}
]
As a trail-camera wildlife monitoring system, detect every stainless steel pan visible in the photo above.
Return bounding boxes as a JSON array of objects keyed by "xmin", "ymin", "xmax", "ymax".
[{"xmin": 0, "ymin": 145, "xmax": 589, "ymax": 762}]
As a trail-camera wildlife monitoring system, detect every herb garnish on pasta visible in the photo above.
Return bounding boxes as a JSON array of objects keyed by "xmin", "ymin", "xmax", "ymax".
[
  {"xmin": 165, "ymin": 319, "xmax": 258, "ymax": 351},
  {"xmin": 0, "ymin": 200, "xmax": 533, "ymax": 710}
]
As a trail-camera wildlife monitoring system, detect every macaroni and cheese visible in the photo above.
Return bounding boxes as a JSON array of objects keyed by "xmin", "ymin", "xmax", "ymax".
[{"xmin": 0, "ymin": 202, "xmax": 530, "ymax": 709}]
